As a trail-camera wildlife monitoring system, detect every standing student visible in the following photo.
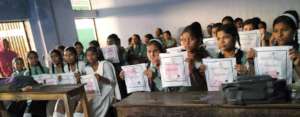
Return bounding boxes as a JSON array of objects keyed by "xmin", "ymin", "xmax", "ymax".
[
  {"xmin": 215, "ymin": 24, "xmax": 249, "ymax": 75},
  {"xmin": 11, "ymin": 57, "xmax": 26, "ymax": 77},
  {"xmin": 63, "ymin": 47, "xmax": 86, "ymax": 74},
  {"xmin": 181, "ymin": 23, "xmax": 210, "ymax": 91},
  {"xmin": 143, "ymin": 34, "xmax": 154, "ymax": 45},
  {"xmin": 258, "ymin": 21, "xmax": 271, "ymax": 46},
  {"xmin": 243, "ymin": 19, "xmax": 258, "ymax": 31},
  {"xmin": 222, "ymin": 16, "xmax": 234, "ymax": 25},
  {"xmin": 74, "ymin": 41, "xmax": 85, "ymax": 61},
  {"xmin": 127, "ymin": 34, "xmax": 147, "ymax": 63},
  {"xmin": 0, "ymin": 39, "xmax": 18, "ymax": 77},
  {"xmin": 234, "ymin": 17, "xmax": 243, "ymax": 31},
  {"xmin": 162, "ymin": 30, "xmax": 177, "ymax": 48}
]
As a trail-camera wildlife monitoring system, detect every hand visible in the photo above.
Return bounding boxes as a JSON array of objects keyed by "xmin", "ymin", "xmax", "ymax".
[
  {"xmin": 119, "ymin": 71, "xmax": 125, "ymax": 80},
  {"xmin": 57, "ymin": 75, "xmax": 62, "ymax": 82},
  {"xmin": 247, "ymin": 48, "xmax": 256, "ymax": 60},
  {"xmin": 269, "ymin": 34, "xmax": 276, "ymax": 46},
  {"xmin": 21, "ymin": 86, "xmax": 33, "ymax": 92},
  {"xmin": 95, "ymin": 73, "xmax": 102, "ymax": 81},
  {"xmin": 144, "ymin": 69, "xmax": 153, "ymax": 81},
  {"xmin": 289, "ymin": 49, "xmax": 300, "ymax": 66},
  {"xmin": 74, "ymin": 72, "xmax": 81, "ymax": 84},
  {"xmin": 235, "ymin": 64, "xmax": 248, "ymax": 75}
]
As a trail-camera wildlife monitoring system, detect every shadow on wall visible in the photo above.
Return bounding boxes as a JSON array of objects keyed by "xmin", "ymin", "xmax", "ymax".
[{"xmin": 94, "ymin": 0, "xmax": 193, "ymax": 18}]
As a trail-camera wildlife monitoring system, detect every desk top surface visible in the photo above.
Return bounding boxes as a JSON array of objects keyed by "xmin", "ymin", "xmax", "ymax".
[
  {"xmin": 0, "ymin": 84, "xmax": 83, "ymax": 94},
  {"xmin": 114, "ymin": 92, "xmax": 300, "ymax": 108}
]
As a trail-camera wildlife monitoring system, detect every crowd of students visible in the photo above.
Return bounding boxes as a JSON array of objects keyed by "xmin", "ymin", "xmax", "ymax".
[{"xmin": 0, "ymin": 10, "xmax": 300, "ymax": 117}]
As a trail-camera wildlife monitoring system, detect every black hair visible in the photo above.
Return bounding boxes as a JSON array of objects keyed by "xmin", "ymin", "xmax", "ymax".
[
  {"xmin": 273, "ymin": 13, "xmax": 299, "ymax": 50},
  {"xmin": 259, "ymin": 21, "xmax": 267, "ymax": 29},
  {"xmin": 222, "ymin": 16, "xmax": 234, "ymax": 25},
  {"xmin": 107, "ymin": 33, "xmax": 120, "ymax": 45},
  {"xmin": 57, "ymin": 45, "xmax": 65, "ymax": 51},
  {"xmin": 50, "ymin": 49, "xmax": 64, "ymax": 74},
  {"xmin": 163, "ymin": 30, "xmax": 172, "ymax": 37},
  {"xmin": 85, "ymin": 47, "xmax": 99, "ymax": 66},
  {"xmin": 252, "ymin": 17, "xmax": 261, "ymax": 27},
  {"xmin": 147, "ymin": 40, "xmax": 166, "ymax": 53},
  {"xmin": 183, "ymin": 22, "xmax": 204, "ymax": 44},
  {"xmin": 234, "ymin": 17, "xmax": 243, "ymax": 23},
  {"xmin": 64, "ymin": 47, "xmax": 79, "ymax": 71},
  {"xmin": 145, "ymin": 34, "xmax": 154, "ymax": 40},
  {"xmin": 216, "ymin": 24, "xmax": 241, "ymax": 48},
  {"xmin": 74, "ymin": 41, "xmax": 83, "ymax": 48},
  {"xmin": 283, "ymin": 10, "xmax": 300, "ymax": 27},
  {"xmin": 212, "ymin": 23, "xmax": 222, "ymax": 29},
  {"xmin": 27, "ymin": 51, "xmax": 45, "ymax": 76},
  {"xmin": 156, "ymin": 28, "xmax": 163, "ymax": 35},
  {"xmin": 89, "ymin": 40, "xmax": 100, "ymax": 48},
  {"xmin": 243, "ymin": 19, "xmax": 258, "ymax": 30},
  {"xmin": 132, "ymin": 34, "xmax": 142, "ymax": 44}
]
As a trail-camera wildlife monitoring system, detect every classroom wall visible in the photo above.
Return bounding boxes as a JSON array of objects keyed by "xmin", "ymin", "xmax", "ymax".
[
  {"xmin": 0, "ymin": 0, "xmax": 28, "ymax": 20},
  {"xmin": 92, "ymin": 0, "xmax": 300, "ymax": 47}
]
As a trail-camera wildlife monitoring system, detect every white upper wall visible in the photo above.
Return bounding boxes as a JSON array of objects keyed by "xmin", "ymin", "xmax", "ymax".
[{"xmin": 91, "ymin": 0, "xmax": 300, "ymax": 47}]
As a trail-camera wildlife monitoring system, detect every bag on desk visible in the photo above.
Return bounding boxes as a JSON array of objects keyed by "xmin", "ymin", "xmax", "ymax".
[{"xmin": 222, "ymin": 75, "xmax": 291, "ymax": 105}]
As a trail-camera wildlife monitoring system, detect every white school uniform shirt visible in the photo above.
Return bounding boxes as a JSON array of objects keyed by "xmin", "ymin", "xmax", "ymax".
[
  {"xmin": 84, "ymin": 60, "xmax": 121, "ymax": 117},
  {"xmin": 64, "ymin": 61, "xmax": 86, "ymax": 74}
]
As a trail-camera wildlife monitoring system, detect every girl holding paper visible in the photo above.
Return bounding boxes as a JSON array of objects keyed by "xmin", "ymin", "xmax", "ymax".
[
  {"xmin": 215, "ymin": 24, "xmax": 250, "ymax": 75},
  {"xmin": 54, "ymin": 47, "xmax": 121, "ymax": 117},
  {"xmin": 248, "ymin": 10, "xmax": 300, "ymax": 79},
  {"xmin": 180, "ymin": 22, "xmax": 210, "ymax": 91},
  {"xmin": 63, "ymin": 47, "xmax": 86, "ymax": 74}
]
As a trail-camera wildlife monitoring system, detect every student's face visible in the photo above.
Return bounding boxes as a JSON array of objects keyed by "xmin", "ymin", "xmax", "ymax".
[
  {"xmin": 107, "ymin": 39, "xmax": 114, "ymax": 45},
  {"xmin": 163, "ymin": 33, "xmax": 171, "ymax": 40},
  {"xmin": 243, "ymin": 24, "xmax": 254, "ymax": 31},
  {"xmin": 64, "ymin": 51, "xmax": 76, "ymax": 64},
  {"xmin": 212, "ymin": 27, "xmax": 218, "ymax": 37},
  {"xmin": 155, "ymin": 29, "xmax": 161, "ymax": 37},
  {"xmin": 216, "ymin": 31, "xmax": 235, "ymax": 51},
  {"xmin": 28, "ymin": 53, "xmax": 39, "ymax": 66},
  {"xmin": 273, "ymin": 22, "xmax": 295, "ymax": 46},
  {"xmin": 86, "ymin": 51, "xmax": 98, "ymax": 64},
  {"xmin": 182, "ymin": 32, "xmax": 199, "ymax": 51},
  {"xmin": 143, "ymin": 37, "xmax": 150, "ymax": 44},
  {"xmin": 147, "ymin": 44, "xmax": 160, "ymax": 64},
  {"xmin": 14, "ymin": 60, "xmax": 24, "ymax": 71},
  {"xmin": 50, "ymin": 52, "xmax": 61, "ymax": 65},
  {"xmin": 75, "ymin": 44, "xmax": 83, "ymax": 55},
  {"xmin": 258, "ymin": 24, "xmax": 266, "ymax": 33},
  {"xmin": 131, "ymin": 35, "xmax": 139, "ymax": 45},
  {"xmin": 235, "ymin": 21, "xmax": 242, "ymax": 29}
]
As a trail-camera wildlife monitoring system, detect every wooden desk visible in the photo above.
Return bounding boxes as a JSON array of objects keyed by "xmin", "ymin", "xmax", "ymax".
[
  {"xmin": 114, "ymin": 92, "xmax": 300, "ymax": 117},
  {"xmin": 0, "ymin": 84, "xmax": 90, "ymax": 117}
]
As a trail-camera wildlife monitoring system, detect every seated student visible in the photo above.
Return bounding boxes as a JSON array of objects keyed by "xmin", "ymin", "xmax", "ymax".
[
  {"xmin": 74, "ymin": 41, "xmax": 85, "ymax": 61},
  {"xmin": 249, "ymin": 11, "xmax": 300, "ymax": 80},
  {"xmin": 222, "ymin": 16, "xmax": 234, "ymax": 25},
  {"xmin": 127, "ymin": 34, "xmax": 147, "ymax": 63},
  {"xmin": 25, "ymin": 51, "xmax": 49, "ymax": 76},
  {"xmin": 63, "ymin": 47, "xmax": 86, "ymax": 74},
  {"xmin": 11, "ymin": 57, "xmax": 26, "ymax": 77},
  {"xmin": 258, "ymin": 21, "xmax": 272, "ymax": 46},
  {"xmin": 154, "ymin": 28, "xmax": 163, "ymax": 40},
  {"xmin": 234, "ymin": 17, "xmax": 243, "ymax": 31},
  {"xmin": 181, "ymin": 22, "xmax": 210, "ymax": 91},
  {"xmin": 23, "ymin": 51, "xmax": 49, "ymax": 117},
  {"xmin": 54, "ymin": 47, "xmax": 121, "ymax": 117},
  {"xmin": 243, "ymin": 19, "xmax": 258, "ymax": 31},
  {"xmin": 162, "ymin": 30, "xmax": 177, "ymax": 48},
  {"xmin": 215, "ymin": 24, "xmax": 249, "ymax": 75},
  {"xmin": 89, "ymin": 40, "xmax": 105, "ymax": 60},
  {"xmin": 143, "ymin": 34, "xmax": 154, "ymax": 45},
  {"xmin": 211, "ymin": 23, "xmax": 222, "ymax": 38},
  {"xmin": 56, "ymin": 45, "xmax": 65, "ymax": 56},
  {"xmin": 252, "ymin": 17, "xmax": 262, "ymax": 28},
  {"xmin": 49, "ymin": 49, "xmax": 65, "ymax": 74}
]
